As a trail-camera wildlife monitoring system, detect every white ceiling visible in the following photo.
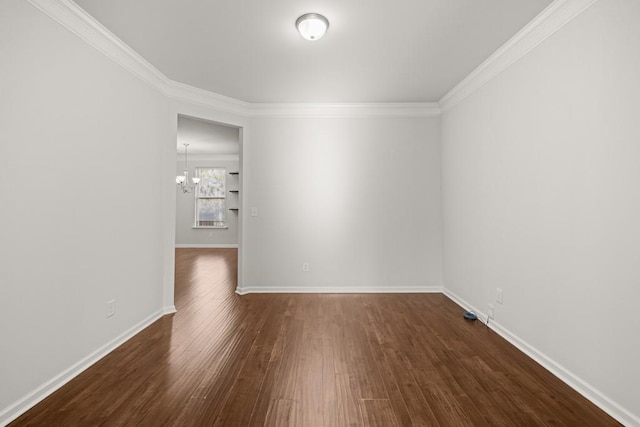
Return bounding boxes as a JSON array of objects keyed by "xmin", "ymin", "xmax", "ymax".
[
  {"xmin": 74, "ymin": 0, "xmax": 552, "ymax": 103},
  {"xmin": 177, "ymin": 116, "xmax": 239, "ymax": 155}
]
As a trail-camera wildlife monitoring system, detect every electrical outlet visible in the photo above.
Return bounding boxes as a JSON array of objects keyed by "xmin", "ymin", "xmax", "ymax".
[
  {"xmin": 487, "ymin": 304, "xmax": 495, "ymax": 319},
  {"xmin": 106, "ymin": 300, "xmax": 116, "ymax": 318},
  {"xmin": 209, "ymin": 231, "xmax": 215, "ymax": 237},
  {"xmin": 496, "ymin": 288, "xmax": 503, "ymax": 304},
  {"xmin": 251, "ymin": 207, "xmax": 258, "ymax": 217},
  {"xmin": 302, "ymin": 262, "xmax": 310, "ymax": 272}
]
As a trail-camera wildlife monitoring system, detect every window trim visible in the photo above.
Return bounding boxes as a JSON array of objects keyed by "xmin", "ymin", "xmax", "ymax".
[{"xmin": 193, "ymin": 167, "xmax": 227, "ymax": 229}]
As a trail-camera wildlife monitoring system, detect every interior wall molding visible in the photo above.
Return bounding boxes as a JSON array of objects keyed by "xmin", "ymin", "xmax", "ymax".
[
  {"xmin": 165, "ymin": 79, "xmax": 250, "ymax": 117},
  {"xmin": 175, "ymin": 244, "xmax": 239, "ymax": 249},
  {"xmin": 26, "ymin": 0, "xmax": 601, "ymax": 117},
  {"xmin": 162, "ymin": 305, "xmax": 177, "ymax": 315},
  {"xmin": 443, "ymin": 288, "xmax": 639, "ymax": 427},
  {"xmin": 27, "ymin": 0, "xmax": 440, "ymax": 119},
  {"xmin": 177, "ymin": 154, "xmax": 240, "ymax": 162},
  {"xmin": 26, "ymin": 0, "xmax": 168, "ymax": 94},
  {"xmin": 0, "ymin": 307, "xmax": 170, "ymax": 426},
  {"xmin": 235, "ymin": 285, "xmax": 443, "ymax": 295},
  {"xmin": 439, "ymin": 0, "xmax": 600, "ymax": 112},
  {"xmin": 247, "ymin": 102, "xmax": 441, "ymax": 119}
]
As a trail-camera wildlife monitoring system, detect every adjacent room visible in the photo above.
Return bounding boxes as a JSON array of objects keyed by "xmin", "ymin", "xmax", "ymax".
[
  {"xmin": 1, "ymin": 0, "xmax": 638, "ymax": 425},
  {"xmin": 175, "ymin": 116, "xmax": 241, "ymax": 251}
]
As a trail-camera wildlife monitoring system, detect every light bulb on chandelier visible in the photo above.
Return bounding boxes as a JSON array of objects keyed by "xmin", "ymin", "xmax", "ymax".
[{"xmin": 176, "ymin": 143, "xmax": 200, "ymax": 193}]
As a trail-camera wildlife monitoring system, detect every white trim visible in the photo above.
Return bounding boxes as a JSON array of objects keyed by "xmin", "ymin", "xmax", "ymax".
[
  {"xmin": 162, "ymin": 305, "xmax": 177, "ymax": 315},
  {"xmin": 25, "ymin": 0, "xmax": 602, "ymax": 117},
  {"xmin": 192, "ymin": 226, "xmax": 229, "ymax": 230},
  {"xmin": 165, "ymin": 79, "xmax": 250, "ymax": 116},
  {"xmin": 0, "ymin": 308, "xmax": 169, "ymax": 427},
  {"xmin": 441, "ymin": 289, "xmax": 488, "ymax": 324},
  {"xmin": 25, "ymin": 0, "xmax": 442, "ymax": 119},
  {"xmin": 247, "ymin": 102, "xmax": 441, "ymax": 118},
  {"xmin": 26, "ymin": 0, "xmax": 168, "ymax": 94},
  {"xmin": 443, "ymin": 288, "xmax": 639, "ymax": 427},
  {"xmin": 439, "ymin": 0, "xmax": 600, "ymax": 112},
  {"xmin": 177, "ymin": 154, "xmax": 240, "ymax": 162},
  {"xmin": 235, "ymin": 285, "xmax": 443, "ymax": 295},
  {"xmin": 175, "ymin": 243, "xmax": 238, "ymax": 249}
]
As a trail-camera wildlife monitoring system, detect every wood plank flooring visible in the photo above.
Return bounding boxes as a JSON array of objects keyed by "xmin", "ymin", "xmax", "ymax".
[{"xmin": 12, "ymin": 248, "xmax": 619, "ymax": 426}]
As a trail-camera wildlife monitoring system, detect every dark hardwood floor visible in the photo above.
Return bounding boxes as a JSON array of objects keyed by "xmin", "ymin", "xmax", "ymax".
[{"xmin": 13, "ymin": 248, "xmax": 619, "ymax": 426}]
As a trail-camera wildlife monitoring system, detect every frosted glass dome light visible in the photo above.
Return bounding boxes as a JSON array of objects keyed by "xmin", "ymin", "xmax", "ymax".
[{"xmin": 296, "ymin": 13, "xmax": 329, "ymax": 41}]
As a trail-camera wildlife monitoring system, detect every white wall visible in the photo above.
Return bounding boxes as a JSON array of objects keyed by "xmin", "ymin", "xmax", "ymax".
[
  {"xmin": 175, "ymin": 156, "xmax": 239, "ymax": 246},
  {"xmin": 242, "ymin": 116, "xmax": 443, "ymax": 292},
  {"xmin": 168, "ymin": 100, "xmax": 249, "ymax": 298},
  {"xmin": 13, "ymin": 0, "xmax": 637, "ymax": 423},
  {"xmin": 441, "ymin": 0, "xmax": 640, "ymax": 423},
  {"xmin": 0, "ymin": 0, "xmax": 172, "ymax": 422}
]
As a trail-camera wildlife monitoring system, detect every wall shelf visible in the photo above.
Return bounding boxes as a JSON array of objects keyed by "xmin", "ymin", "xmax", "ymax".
[{"xmin": 228, "ymin": 172, "xmax": 239, "ymax": 212}]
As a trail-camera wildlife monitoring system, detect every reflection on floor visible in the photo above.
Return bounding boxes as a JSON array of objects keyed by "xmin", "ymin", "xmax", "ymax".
[{"xmin": 13, "ymin": 248, "xmax": 619, "ymax": 426}]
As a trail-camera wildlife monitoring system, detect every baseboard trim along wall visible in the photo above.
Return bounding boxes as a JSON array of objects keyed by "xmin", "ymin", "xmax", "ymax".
[
  {"xmin": 175, "ymin": 244, "xmax": 238, "ymax": 249},
  {"xmin": 442, "ymin": 288, "xmax": 639, "ymax": 427},
  {"xmin": 235, "ymin": 285, "xmax": 443, "ymax": 295},
  {"xmin": 162, "ymin": 305, "xmax": 177, "ymax": 315},
  {"xmin": 0, "ymin": 307, "xmax": 175, "ymax": 427}
]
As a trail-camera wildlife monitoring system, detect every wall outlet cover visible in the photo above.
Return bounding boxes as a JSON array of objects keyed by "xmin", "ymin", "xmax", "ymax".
[{"xmin": 106, "ymin": 300, "xmax": 116, "ymax": 318}]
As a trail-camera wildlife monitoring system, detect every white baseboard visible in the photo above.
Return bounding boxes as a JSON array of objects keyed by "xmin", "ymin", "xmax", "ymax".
[
  {"xmin": 0, "ymin": 308, "xmax": 169, "ymax": 427},
  {"xmin": 5, "ymin": 290, "xmax": 634, "ymax": 426},
  {"xmin": 162, "ymin": 305, "xmax": 177, "ymax": 315},
  {"xmin": 443, "ymin": 288, "xmax": 639, "ymax": 427},
  {"xmin": 175, "ymin": 244, "xmax": 238, "ymax": 248},
  {"xmin": 235, "ymin": 285, "xmax": 443, "ymax": 295},
  {"xmin": 442, "ymin": 289, "xmax": 491, "ymax": 325}
]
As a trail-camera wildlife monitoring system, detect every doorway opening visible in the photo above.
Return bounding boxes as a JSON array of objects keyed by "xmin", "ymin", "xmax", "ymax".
[{"xmin": 174, "ymin": 115, "xmax": 241, "ymax": 298}]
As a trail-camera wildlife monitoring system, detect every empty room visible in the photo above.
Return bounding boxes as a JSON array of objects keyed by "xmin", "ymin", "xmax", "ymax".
[{"xmin": 1, "ymin": 0, "xmax": 638, "ymax": 425}]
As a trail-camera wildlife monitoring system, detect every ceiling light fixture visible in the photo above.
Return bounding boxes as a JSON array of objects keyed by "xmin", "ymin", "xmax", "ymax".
[
  {"xmin": 176, "ymin": 143, "xmax": 200, "ymax": 193},
  {"xmin": 296, "ymin": 13, "xmax": 329, "ymax": 41}
]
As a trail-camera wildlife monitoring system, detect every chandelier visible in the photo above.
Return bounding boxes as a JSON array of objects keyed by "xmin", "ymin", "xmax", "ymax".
[{"xmin": 176, "ymin": 143, "xmax": 200, "ymax": 193}]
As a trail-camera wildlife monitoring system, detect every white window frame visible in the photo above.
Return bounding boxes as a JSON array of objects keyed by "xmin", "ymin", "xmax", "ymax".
[{"xmin": 193, "ymin": 167, "xmax": 227, "ymax": 229}]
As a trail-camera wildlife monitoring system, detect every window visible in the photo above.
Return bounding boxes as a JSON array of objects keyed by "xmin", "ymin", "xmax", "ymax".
[{"xmin": 194, "ymin": 167, "xmax": 226, "ymax": 228}]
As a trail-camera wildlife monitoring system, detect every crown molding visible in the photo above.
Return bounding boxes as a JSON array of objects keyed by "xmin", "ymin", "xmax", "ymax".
[
  {"xmin": 439, "ymin": 0, "xmax": 600, "ymax": 112},
  {"xmin": 26, "ymin": 0, "xmax": 442, "ymax": 119},
  {"xmin": 247, "ymin": 102, "xmax": 441, "ymax": 118},
  {"xmin": 27, "ymin": 0, "xmax": 169, "ymax": 94},
  {"xmin": 27, "ymin": 0, "xmax": 252, "ymax": 116},
  {"xmin": 176, "ymin": 154, "xmax": 240, "ymax": 162},
  {"xmin": 165, "ymin": 80, "xmax": 251, "ymax": 117},
  {"xmin": 27, "ymin": 0, "xmax": 601, "ymax": 117}
]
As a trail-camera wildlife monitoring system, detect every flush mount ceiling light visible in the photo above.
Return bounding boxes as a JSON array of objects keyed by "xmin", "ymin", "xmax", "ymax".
[{"xmin": 296, "ymin": 13, "xmax": 329, "ymax": 41}]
